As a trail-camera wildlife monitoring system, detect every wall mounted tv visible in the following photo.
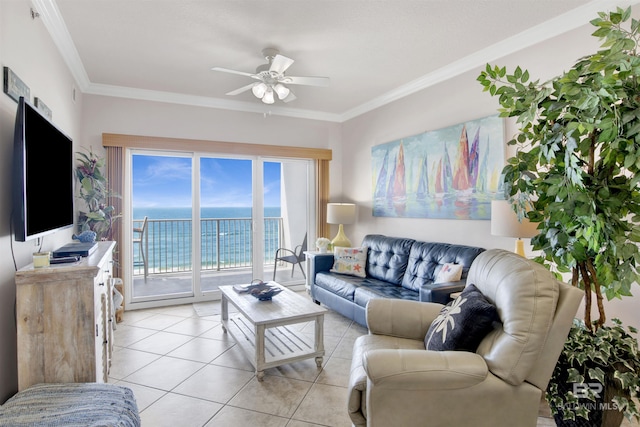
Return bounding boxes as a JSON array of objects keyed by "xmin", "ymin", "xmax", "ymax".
[{"xmin": 13, "ymin": 96, "xmax": 74, "ymax": 242}]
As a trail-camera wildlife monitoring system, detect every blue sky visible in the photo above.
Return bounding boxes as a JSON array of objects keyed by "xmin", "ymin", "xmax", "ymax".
[{"xmin": 132, "ymin": 155, "xmax": 281, "ymax": 208}]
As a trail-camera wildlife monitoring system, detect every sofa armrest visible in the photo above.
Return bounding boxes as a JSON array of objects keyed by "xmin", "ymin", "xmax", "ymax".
[
  {"xmin": 310, "ymin": 253, "xmax": 334, "ymax": 277},
  {"xmin": 419, "ymin": 279, "xmax": 466, "ymax": 304},
  {"xmin": 364, "ymin": 349, "xmax": 488, "ymax": 390},
  {"xmin": 366, "ymin": 299, "xmax": 444, "ymax": 340}
]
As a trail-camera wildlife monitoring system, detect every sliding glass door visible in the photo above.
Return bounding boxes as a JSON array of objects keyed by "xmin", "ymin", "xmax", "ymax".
[
  {"xmin": 199, "ymin": 156, "xmax": 255, "ymax": 292},
  {"xmin": 266, "ymin": 159, "xmax": 311, "ymax": 285},
  {"xmin": 131, "ymin": 152, "xmax": 194, "ymax": 300},
  {"xmin": 129, "ymin": 150, "xmax": 313, "ymax": 305}
]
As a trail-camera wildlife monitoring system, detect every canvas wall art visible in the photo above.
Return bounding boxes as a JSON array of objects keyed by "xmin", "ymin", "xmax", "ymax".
[{"xmin": 372, "ymin": 115, "xmax": 505, "ymax": 220}]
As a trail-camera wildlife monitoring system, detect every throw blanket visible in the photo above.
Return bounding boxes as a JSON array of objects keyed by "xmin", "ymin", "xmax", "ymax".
[{"xmin": 0, "ymin": 383, "xmax": 140, "ymax": 427}]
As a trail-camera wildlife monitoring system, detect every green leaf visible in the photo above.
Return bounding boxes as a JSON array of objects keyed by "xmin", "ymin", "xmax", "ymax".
[
  {"xmin": 610, "ymin": 11, "xmax": 622, "ymax": 25},
  {"xmin": 622, "ymin": 7, "xmax": 632, "ymax": 22},
  {"xmin": 81, "ymin": 177, "xmax": 93, "ymax": 193},
  {"xmin": 514, "ymin": 66, "xmax": 522, "ymax": 79},
  {"xmin": 588, "ymin": 367, "xmax": 606, "ymax": 384}
]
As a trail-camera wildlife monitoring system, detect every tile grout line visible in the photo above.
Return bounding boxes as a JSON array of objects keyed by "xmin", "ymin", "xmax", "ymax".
[{"xmin": 117, "ymin": 298, "xmax": 358, "ymax": 426}]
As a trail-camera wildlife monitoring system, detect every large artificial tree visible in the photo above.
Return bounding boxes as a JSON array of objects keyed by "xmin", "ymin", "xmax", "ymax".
[
  {"xmin": 478, "ymin": 7, "xmax": 640, "ymax": 331},
  {"xmin": 478, "ymin": 8, "xmax": 640, "ymax": 424}
]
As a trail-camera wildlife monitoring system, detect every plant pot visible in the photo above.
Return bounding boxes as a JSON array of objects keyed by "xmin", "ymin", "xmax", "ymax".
[{"xmin": 601, "ymin": 370, "xmax": 626, "ymax": 427}]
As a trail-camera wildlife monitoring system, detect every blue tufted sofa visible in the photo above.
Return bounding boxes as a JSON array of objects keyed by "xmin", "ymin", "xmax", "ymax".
[{"xmin": 309, "ymin": 234, "xmax": 485, "ymax": 326}]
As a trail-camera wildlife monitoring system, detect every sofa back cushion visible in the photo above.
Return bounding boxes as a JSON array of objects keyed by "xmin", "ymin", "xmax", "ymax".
[
  {"xmin": 401, "ymin": 242, "xmax": 485, "ymax": 291},
  {"xmin": 468, "ymin": 249, "xmax": 559, "ymax": 386},
  {"xmin": 361, "ymin": 235, "xmax": 414, "ymax": 286}
]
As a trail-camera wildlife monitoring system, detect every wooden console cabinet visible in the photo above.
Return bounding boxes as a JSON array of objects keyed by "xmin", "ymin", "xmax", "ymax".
[{"xmin": 15, "ymin": 241, "xmax": 116, "ymax": 391}]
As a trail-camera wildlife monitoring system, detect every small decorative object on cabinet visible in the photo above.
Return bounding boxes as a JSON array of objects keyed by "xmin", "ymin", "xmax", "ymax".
[
  {"xmin": 15, "ymin": 241, "xmax": 116, "ymax": 391},
  {"xmin": 315, "ymin": 237, "xmax": 330, "ymax": 253}
]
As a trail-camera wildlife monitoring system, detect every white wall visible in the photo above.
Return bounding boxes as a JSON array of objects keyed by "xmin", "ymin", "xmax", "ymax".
[
  {"xmin": 0, "ymin": 0, "xmax": 83, "ymax": 402},
  {"xmin": 340, "ymin": 19, "xmax": 640, "ymax": 332},
  {"xmin": 80, "ymin": 96, "xmax": 342, "ymax": 161}
]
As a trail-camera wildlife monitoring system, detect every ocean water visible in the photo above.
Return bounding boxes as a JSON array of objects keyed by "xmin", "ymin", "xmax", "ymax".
[
  {"xmin": 134, "ymin": 206, "xmax": 280, "ymax": 221},
  {"xmin": 132, "ymin": 207, "xmax": 282, "ymax": 272}
]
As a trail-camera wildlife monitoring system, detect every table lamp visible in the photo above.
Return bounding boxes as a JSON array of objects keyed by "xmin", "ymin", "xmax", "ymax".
[
  {"xmin": 491, "ymin": 200, "xmax": 538, "ymax": 256},
  {"xmin": 327, "ymin": 203, "xmax": 356, "ymax": 249}
]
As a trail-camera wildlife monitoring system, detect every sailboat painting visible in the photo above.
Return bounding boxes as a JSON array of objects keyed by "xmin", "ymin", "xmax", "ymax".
[{"xmin": 372, "ymin": 115, "xmax": 504, "ymax": 219}]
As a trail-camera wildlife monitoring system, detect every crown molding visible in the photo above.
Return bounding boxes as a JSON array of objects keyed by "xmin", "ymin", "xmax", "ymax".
[
  {"xmin": 85, "ymin": 83, "xmax": 344, "ymax": 122},
  {"xmin": 36, "ymin": 0, "xmax": 640, "ymax": 123},
  {"xmin": 32, "ymin": 0, "xmax": 90, "ymax": 91}
]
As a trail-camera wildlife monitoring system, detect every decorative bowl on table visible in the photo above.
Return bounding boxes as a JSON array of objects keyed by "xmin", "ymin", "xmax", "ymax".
[{"xmin": 236, "ymin": 280, "xmax": 283, "ymax": 301}]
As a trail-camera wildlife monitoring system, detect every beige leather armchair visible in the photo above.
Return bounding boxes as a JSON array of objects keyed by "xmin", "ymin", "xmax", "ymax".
[{"xmin": 347, "ymin": 249, "xmax": 583, "ymax": 427}]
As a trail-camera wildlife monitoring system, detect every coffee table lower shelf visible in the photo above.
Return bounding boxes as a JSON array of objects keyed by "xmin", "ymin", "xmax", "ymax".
[{"xmin": 222, "ymin": 314, "xmax": 324, "ymax": 380}]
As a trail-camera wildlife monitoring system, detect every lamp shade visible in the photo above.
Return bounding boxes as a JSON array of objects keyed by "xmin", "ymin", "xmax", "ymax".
[
  {"xmin": 491, "ymin": 200, "xmax": 538, "ymax": 238},
  {"xmin": 252, "ymin": 82, "xmax": 267, "ymax": 98},
  {"xmin": 262, "ymin": 87, "xmax": 275, "ymax": 104},
  {"xmin": 327, "ymin": 203, "xmax": 356, "ymax": 225},
  {"xmin": 274, "ymin": 84, "xmax": 290, "ymax": 100}
]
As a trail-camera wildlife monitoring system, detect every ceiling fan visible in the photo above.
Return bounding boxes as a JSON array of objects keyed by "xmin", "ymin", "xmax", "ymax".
[{"xmin": 211, "ymin": 48, "xmax": 330, "ymax": 104}]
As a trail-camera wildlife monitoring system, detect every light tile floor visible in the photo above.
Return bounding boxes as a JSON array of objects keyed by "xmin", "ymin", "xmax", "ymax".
[{"xmin": 110, "ymin": 294, "xmax": 612, "ymax": 427}]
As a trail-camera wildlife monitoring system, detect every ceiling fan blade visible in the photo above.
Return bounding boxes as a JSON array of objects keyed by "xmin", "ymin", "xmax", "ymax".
[
  {"xmin": 283, "ymin": 91, "xmax": 297, "ymax": 103},
  {"xmin": 269, "ymin": 54, "xmax": 295, "ymax": 75},
  {"xmin": 283, "ymin": 76, "xmax": 330, "ymax": 87},
  {"xmin": 225, "ymin": 83, "xmax": 255, "ymax": 96},
  {"xmin": 211, "ymin": 67, "xmax": 254, "ymax": 78}
]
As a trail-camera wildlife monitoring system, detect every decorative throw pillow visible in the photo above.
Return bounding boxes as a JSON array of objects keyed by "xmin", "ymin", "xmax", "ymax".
[
  {"xmin": 424, "ymin": 284, "xmax": 499, "ymax": 352},
  {"xmin": 330, "ymin": 247, "xmax": 367, "ymax": 278},
  {"xmin": 435, "ymin": 262, "xmax": 463, "ymax": 283}
]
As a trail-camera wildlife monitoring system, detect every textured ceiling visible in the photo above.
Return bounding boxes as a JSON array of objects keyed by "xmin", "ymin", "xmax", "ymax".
[{"xmin": 40, "ymin": 0, "xmax": 636, "ymax": 121}]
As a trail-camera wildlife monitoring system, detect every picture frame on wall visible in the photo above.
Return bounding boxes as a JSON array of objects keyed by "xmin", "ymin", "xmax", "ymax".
[
  {"xmin": 371, "ymin": 115, "xmax": 505, "ymax": 220},
  {"xmin": 3, "ymin": 67, "xmax": 30, "ymax": 103}
]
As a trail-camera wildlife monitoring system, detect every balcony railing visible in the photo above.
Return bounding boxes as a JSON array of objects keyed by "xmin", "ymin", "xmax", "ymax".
[{"xmin": 133, "ymin": 217, "xmax": 284, "ymax": 276}]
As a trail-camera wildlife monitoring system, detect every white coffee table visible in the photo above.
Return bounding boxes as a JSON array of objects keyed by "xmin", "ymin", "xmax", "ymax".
[{"xmin": 219, "ymin": 283, "xmax": 327, "ymax": 381}]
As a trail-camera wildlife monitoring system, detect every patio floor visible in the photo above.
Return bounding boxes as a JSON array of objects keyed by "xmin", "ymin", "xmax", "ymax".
[{"xmin": 132, "ymin": 263, "xmax": 306, "ymax": 299}]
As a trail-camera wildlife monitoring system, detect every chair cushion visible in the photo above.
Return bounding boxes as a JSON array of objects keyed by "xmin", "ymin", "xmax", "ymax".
[
  {"xmin": 424, "ymin": 284, "xmax": 499, "ymax": 352},
  {"xmin": 315, "ymin": 272, "xmax": 362, "ymax": 301},
  {"xmin": 353, "ymin": 281, "xmax": 419, "ymax": 307},
  {"xmin": 331, "ymin": 247, "xmax": 367, "ymax": 278},
  {"xmin": 361, "ymin": 235, "xmax": 414, "ymax": 285}
]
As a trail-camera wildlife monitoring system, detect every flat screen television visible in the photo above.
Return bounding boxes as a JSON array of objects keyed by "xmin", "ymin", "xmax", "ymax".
[{"xmin": 13, "ymin": 96, "xmax": 74, "ymax": 242}]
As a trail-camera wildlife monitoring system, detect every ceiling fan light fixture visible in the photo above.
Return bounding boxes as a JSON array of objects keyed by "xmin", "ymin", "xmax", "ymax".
[
  {"xmin": 252, "ymin": 82, "xmax": 267, "ymax": 98},
  {"xmin": 262, "ymin": 87, "xmax": 275, "ymax": 104},
  {"xmin": 212, "ymin": 48, "xmax": 329, "ymax": 104},
  {"xmin": 274, "ymin": 84, "xmax": 290, "ymax": 100}
]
